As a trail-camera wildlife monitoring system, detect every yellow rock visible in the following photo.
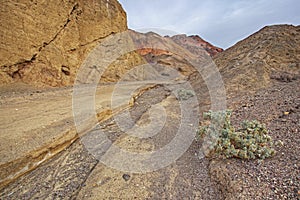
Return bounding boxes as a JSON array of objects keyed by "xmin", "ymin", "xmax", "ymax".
[{"xmin": 0, "ymin": 0, "xmax": 127, "ymax": 87}]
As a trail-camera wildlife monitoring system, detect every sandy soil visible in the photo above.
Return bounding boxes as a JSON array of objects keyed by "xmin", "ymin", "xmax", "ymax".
[{"xmin": 0, "ymin": 81, "xmax": 157, "ymax": 188}]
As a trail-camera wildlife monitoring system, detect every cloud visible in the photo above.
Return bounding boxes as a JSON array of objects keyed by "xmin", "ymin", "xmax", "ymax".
[{"xmin": 119, "ymin": 0, "xmax": 300, "ymax": 48}]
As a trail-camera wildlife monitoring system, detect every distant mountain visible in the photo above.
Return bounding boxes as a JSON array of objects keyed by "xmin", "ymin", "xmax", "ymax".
[
  {"xmin": 137, "ymin": 33, "xmax": 223, "ymax": 57},
  {"xmin": 169, "ymin": 34, "xmax": 223, "ymax": 56},
  {"xmin": 117, "ymin": 30, "xmax": 223, "ymax": 82}
]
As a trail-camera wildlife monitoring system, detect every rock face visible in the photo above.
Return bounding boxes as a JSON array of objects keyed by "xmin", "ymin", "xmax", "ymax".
[{"xmin": 0, "ymin": 0, "xmax": 127, "ymax": 87}]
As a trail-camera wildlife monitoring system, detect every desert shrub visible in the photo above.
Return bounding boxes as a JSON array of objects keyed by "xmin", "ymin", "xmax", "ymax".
[
  {"xmin": 198, "ymin": 110, "xmax": 276, "ymax": 160},
  {"xmin": 177, "ymin": 89, "xmax": 195, "ymax": 101}
]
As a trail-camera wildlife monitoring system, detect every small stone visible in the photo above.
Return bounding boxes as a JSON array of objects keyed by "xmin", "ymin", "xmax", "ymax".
[
  {"xmin": 275, "ymin": 140, "xmax": 284, "ymax": 146},
  {"xmin": 122, "ymin": 174, "xmax": 130, "ymax": 181},
  {"xmin": 284, "ymin": 111, "xmax": 289, "ymax": 115}
]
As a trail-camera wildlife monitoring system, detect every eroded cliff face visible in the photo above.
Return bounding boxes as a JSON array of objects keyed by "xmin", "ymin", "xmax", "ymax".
[{"xmin": 0, "ymin": 0, "xmax": 127, "ymax": 87}]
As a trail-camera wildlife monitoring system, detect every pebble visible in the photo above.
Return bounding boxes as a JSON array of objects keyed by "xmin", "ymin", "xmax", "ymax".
[
  {"xmin": 257, "ymin": 177, "xmax": 261, "ymax": 182},
  {"xmin": 122, "ymin": 174, "xmax": 130, "ymax": 181}
]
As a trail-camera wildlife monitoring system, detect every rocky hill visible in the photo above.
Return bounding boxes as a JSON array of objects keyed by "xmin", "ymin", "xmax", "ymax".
[
  {"xmin": 213, "ymin": 24, "xmax": 300, "ymax": 97},
  {"xmin": 0, "ymin": 0, "xmax": 127, "ymax": 86}
]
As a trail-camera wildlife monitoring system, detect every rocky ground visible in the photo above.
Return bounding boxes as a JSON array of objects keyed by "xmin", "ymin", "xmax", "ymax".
[
  {"xmin": 0, "ymin": 72, "xmax": 299, "ymax": 199},
  {"xmin": 211, "ymin": 74, "xmax": 300, "ymax": 199},
  {"xmin": 0, "ymin": 83, "xmax": 222, "ymax": 199}
]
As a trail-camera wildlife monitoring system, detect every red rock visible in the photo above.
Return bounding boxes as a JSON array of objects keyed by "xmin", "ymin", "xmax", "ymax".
[
  {"xmin": 136, "ymin": 48, "xmax": 172, "ymax": 56},
  {"xmin": 170, "ymin": 34, "xmax": 223, "ymax": 57},
  {"xmin": 134, "ymin": 31, "xmax": 223, "ymax": 57}
]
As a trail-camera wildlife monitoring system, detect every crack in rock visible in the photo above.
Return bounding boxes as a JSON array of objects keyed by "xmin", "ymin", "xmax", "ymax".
[{"xmin": 1, "ymin": 3, "xmax": 80, "ymax": 77}]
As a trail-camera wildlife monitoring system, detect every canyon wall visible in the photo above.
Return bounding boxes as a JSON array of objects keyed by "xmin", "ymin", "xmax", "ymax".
[{"xmin": 0, "ymin": 0, "xmax": 127, "ymax": 86}]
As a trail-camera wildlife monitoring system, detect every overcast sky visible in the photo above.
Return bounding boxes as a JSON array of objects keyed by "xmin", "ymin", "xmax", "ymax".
[{"xmin": 118, "ymin": 0, "xmax": 299, "ymax": 49}]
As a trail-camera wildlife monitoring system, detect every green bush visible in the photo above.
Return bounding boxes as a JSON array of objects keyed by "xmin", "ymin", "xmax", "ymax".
[
  {"xmin": 177, "ymin": 89, "xmax": 195, "ymax": 101},
  {"xmin": 198, "ymin": 110, "xmax": 276, "ymax": 160}
]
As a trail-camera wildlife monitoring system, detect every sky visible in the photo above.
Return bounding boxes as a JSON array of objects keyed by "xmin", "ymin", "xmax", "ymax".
[{"xmin": 118, "ymin": 0, "xmax": 299, "ymax": 49}]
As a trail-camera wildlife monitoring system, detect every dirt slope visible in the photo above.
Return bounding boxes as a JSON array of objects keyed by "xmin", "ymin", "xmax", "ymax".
[
  {"xmin": 210, "ymin": 74, "xmax": 299, "ymax": 200},
  {"xmin": 213, "ymin": 24, "xmax": 300, "ymax": 97}
]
